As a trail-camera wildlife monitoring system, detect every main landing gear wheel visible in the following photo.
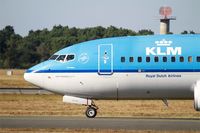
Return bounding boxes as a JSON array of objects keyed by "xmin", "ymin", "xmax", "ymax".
[{"xmin": 85, "ymin": 106, "xmax": 97, "ymax": 118}]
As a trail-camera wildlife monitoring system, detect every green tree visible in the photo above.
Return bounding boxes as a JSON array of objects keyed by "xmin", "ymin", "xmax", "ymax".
[
  {"xmin": 138, "ymin": 29, "xmax": 154, "ymax": 35},
  {"xmin": 181, "ymin": 31, "xmax": 188, "ymax": 34},
  {"xmin": 0, "ymin": 25, "xmax": 156, "ymax": 68},
  {"xmin": 181, "ymin": 30, "xmax": 195, "ymax": 34}
]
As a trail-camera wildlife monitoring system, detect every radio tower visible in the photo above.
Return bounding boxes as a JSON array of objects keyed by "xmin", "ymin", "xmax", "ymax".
[{"xmin": 159, "ymin": 6, "xmax": 176, "ymax": 34}]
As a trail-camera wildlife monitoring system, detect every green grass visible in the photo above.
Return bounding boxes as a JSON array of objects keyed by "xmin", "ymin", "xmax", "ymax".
[
  {"xmin": 0, "ymin": 94, "xmax": 200, "ymax": 118},
  {"xmin": 0, "ymin": 69, "xmax": 36, "ymax": 88},
  {"xmin": 1, "ymin": 128, "xmax": 200, "ymax": 133}
]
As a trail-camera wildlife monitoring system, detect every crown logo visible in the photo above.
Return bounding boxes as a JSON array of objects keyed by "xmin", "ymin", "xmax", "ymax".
[{"xmin": 155, "ymin": 39, "xmax": 172, "ymax": 46}]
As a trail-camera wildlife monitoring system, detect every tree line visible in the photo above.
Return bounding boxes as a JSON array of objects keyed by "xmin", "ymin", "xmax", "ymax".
[
  {"xmin": 0, "ymin": 25, "xmax": 197, "ymax": 69},
  {"xmin": 0, "ymin": 25, "xmax": 154, "ymax": 69}
]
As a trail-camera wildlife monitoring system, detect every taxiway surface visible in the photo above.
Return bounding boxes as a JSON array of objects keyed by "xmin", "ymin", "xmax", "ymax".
[{"xmin": 1, "ymin": 116, "xmax": 200, "ymax": 130}]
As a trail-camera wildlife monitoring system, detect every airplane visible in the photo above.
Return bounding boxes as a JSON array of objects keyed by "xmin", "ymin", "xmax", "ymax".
[{"xmin": 24, "ymin": 34, "xmax": 200, "ymax": 118}]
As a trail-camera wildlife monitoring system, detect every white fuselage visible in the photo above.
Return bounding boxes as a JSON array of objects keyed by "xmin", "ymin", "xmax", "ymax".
[{"xmin": 24, "ymin": 72, "xmax": 197, "ymax": 100}]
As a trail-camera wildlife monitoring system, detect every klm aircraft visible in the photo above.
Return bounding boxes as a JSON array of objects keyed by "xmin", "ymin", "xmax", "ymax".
[{"xmin": 24, "ymin": 34, "xmax": 200, "ymax": 118}]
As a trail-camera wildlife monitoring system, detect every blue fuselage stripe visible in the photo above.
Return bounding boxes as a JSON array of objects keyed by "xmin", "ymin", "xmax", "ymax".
[{"xmin": 26, "ymin": 69, "xmax": 200, "ymax": 73}]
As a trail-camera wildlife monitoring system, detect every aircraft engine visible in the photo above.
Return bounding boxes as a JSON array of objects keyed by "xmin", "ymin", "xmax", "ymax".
[{"xmin": 194, "ymin": 81, "xmax": 200, "ymax": 111}]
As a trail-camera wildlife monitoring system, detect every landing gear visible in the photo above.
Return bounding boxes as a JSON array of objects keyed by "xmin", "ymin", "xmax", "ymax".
[
  {"xmin": 85, "ymin": 101, "xmax": 98, "ymax": 118},
  {"xmin": 85, "ymin": 106, "xmax": 97, "ymax": 118},
  {"xmin": 62, "ymin": 95, "xmax": 98, "ymax": 118}
]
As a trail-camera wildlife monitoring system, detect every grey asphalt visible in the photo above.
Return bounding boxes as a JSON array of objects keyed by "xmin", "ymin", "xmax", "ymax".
[
  {"xmin": 0, "ymin": 88, "xmax": 52, "ymax": 94},
  {"xmin": 1, "ymin": 116, "xmax": 200, "ymax": 130}
]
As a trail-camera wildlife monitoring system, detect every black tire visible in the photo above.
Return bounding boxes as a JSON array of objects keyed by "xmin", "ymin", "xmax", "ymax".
[{"xmin": 85, "ymin": 107, "xmax": 97, "ymax": 118}]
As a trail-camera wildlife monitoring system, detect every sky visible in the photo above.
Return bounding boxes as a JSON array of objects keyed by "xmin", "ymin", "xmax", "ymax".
[{"xmin": 0, "ymin": 0, "xmax": 200, "ymax": 36}]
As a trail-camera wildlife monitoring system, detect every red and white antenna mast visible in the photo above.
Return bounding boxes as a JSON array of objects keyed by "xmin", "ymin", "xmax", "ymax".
[{"xmin": 159, "ymin": 6, "xmax": 176, "ymax": 34}]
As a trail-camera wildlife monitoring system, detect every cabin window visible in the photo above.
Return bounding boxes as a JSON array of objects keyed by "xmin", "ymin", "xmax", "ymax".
[
  {"xmin": 197, "ymin": 56, "xmax": 200, "ymax": 62},
  {"xmin": 121, "ymin": 57, "xmax": 125, "ymax": 62},
  {"xmin": 180, "ymin": 56, "xmax": 184, "ymax": 62},
  {"xmin": 171, "ymin": 56, "xmax": 176, "ymax": 62},
  {"xmin": 56, "ymin": 55, "xmax": 66, "ymax": 62},
  {"xmin": 163, "ymin": 56, "xmax": 167, "ymax": 62},
  {"xmin": 66, "ymin": 54, "xmax": 75, "ymax": 61},
  {"xmin": 49, "ymin": 55, "xmax": 59, "ymax": 60},
  {"xmin": 188, "ymin": 56, "xmax": 193, "ymax": 62},
  {"xmin": 138, "ymin": 57, "xmax": 142, "ymax": 62},
  {"xmin": 154, "ymin": 56, "xmax": 159, "ymax": 62},
  {"xmin": 129, "ymin": 57, "xmax": 134, "ymax": 62},
  {"xmin": 146, "ymin": 57, "xmax": 150, "ymax": 62}
]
